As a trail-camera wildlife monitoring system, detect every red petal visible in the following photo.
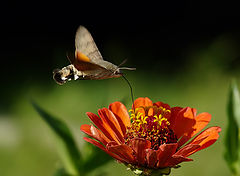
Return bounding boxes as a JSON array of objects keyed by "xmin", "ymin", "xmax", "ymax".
[
  {"xmin": 146, "ymin": 149, "xmax": 158, "ymax": 168},
  {"xmin": 133, "ymin": 97, "xmax": 153, "ymax": 109},
  {"xmin": 192, "ymin": 112, "xmax": 211, "ymax": 137},
  {"xmin": 98, "ymin": 108, "xmax": 125, "ymax": 143},
  {"xmin": 179, "ymin": 112, "xmax": 212, "ymax": 147},
  {"xmin": 156, "ymin": 143, "xmax": 178, "ymax": 168},
  {"xmin": 80, "ymin": 124, "xmax": 110, "ymax": 146},
  {"xmin": 109, "ymin": 102, "xmax": 130, "ymax": 135},
  {"xmin": 184, "ymin": 126, "xmax": 221, "ymax": 156},
  {"xmin": 174, "ymin": 144, "xmax": 200, "ymax": 157},
  {"xmin": 86, "ymin": 112, "xmax": 118, "ymax": 143},
  {"xmin": 169, "ymin": 106, "xmax": 183, "ymax": 124},
  {"xmin": 130, "ymin": 138, "xmax": 151, "ymax": 165},
  {"xmin": 166, "ymin": 155, "xmax": 193, "ymax": 167},
  {"xmin": 83, "ymin": 137, "xmax": 106, "ymax": 151},
  {"xmin": 170, "ymin": 106, "xmax": 213, "ymax": 147},
  {"xmin": 170, "ymin": 107, "xmax": 196, "ymax": 138},
  {"xmin": 107, "ymin": 142, "xmax": 135, "ymax": 164},
  {"xmin": 153, "ymin": 102, "xmax": 171, "ymax": 109},
  {"xmin": 83, "ymin": 137, "xmax": 124, "ymax": 162}
]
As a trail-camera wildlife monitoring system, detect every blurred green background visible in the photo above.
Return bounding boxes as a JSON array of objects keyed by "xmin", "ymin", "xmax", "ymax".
[{"xmin": 1, "ymin": 3, "xmax": 240, "ymax": 176}]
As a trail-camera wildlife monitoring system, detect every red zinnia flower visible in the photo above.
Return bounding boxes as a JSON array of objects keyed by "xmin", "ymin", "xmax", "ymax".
[{"xmin": 80, "ymin": 97, "xmax": 221, "ymax": 175}]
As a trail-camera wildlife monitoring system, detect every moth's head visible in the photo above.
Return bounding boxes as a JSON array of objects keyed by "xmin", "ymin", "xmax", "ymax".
[
  {"xmin": 114, "ymin": 68, "xmax": 121, "ymax": 74},
  {"xmin": 53, "ymin": 69, "xmax": 68, "ymax": 85},
  {"xmin": 112, "ymin": 67, "xmax": 136, "ymax": 78},
  {"xmin": 112, "ymin": 68, "xmax": 125, "ymax": 78}
]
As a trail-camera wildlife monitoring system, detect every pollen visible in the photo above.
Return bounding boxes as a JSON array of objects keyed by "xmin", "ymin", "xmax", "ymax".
[{"xmin": 126, "ymin": 106, "xmax": 177, "ymax": 150}]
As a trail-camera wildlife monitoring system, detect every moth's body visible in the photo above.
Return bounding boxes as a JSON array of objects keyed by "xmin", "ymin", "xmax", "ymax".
[
  {"xmin": 53, "ymin": 62, "xmax": 121, "ymax": 85},
  {"xmin": 53, "ymin": 26, "xmax": 132, "ymax": 85}
]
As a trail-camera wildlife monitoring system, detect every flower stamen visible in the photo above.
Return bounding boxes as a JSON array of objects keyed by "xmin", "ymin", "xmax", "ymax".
[{"xmin": 126, "ymin": 106, "xmax": 178, "ymax": 150}]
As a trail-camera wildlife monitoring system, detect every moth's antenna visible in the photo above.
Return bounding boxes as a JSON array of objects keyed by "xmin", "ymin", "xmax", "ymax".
[
  {"xmin": 118, "ymin": 59, "xmax": 128, "ymax": 67},
  {"xmin": 119, "ymin": 67, "xmax": 136, "ymax": 70},
  {"xmin": 121, "ymin": 74, "xmax": 135, "ymax": 111},
  {"xmin": 117, "ymin": 59, "xmax": 136, "ymax": 71}
]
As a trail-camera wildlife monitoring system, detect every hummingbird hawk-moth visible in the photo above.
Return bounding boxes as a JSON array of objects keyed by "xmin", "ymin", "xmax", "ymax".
[{"xmin": 53, "ymin": 26, "xmax": 135, "ymax": 85}]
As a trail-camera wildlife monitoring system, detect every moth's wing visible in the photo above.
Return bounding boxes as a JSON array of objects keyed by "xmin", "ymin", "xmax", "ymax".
[
  {"xmin": 67, "ymin": 52, "xmax": 105, "ymax": 71},
  {"xmin": 74, "ymin": 26, "xmax": 119, "ymax": 73},
  {"xmin": 75, "ymin": 26, "xmax": 103, "ymax": 64}
]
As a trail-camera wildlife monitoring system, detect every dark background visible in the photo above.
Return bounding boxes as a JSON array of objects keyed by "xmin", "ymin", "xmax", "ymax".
[{"xmin": 1, "ymin": 2, "xmax": 240, "ymax": 111}]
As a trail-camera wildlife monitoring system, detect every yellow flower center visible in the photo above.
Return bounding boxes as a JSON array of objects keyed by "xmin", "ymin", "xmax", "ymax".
[{"xmin": 125, "ymin": 106, "xmax": 177, "ymax": 150}]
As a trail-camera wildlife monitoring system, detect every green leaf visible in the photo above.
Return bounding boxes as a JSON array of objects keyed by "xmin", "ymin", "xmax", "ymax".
[
  {"xmin": 32, "ymin": 101, "xmax": 82, "ymax": 176},
  {"xmin": 225, "ymin": 79, "xmax": 240, "ymax": 175},
  {"xmin": 81, "ymin": 143, "xmax": 113, "ymax": 174},
  {"xmin": 54, "ymin": 168, "xmax": 75, "ymax": 176}
]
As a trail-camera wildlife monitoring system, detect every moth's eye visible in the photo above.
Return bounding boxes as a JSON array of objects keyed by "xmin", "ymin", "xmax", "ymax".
[{"xmin": 115, "ymin": 69, "xmax": 121, "ymax": 74}]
